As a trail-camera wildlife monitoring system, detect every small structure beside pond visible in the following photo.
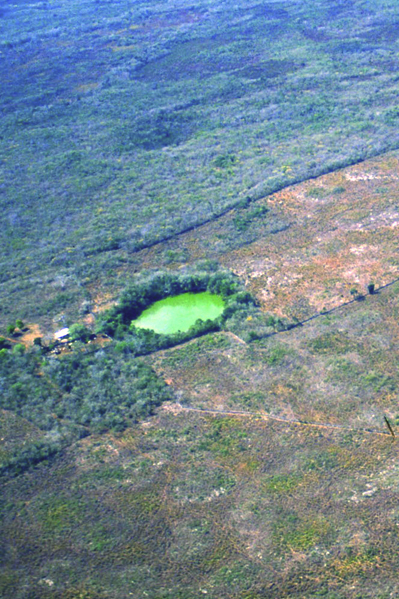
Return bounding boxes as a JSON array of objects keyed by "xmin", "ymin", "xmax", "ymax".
[{"xmin": 54, "ymin": 327, "xmax": 70, "ymax": 342}]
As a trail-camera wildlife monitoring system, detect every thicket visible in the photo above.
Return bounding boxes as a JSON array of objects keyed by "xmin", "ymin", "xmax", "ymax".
[
  {"xmin": 96, "ymin": 269, "xmax": 262, "ymax": 352},
  {"xmin": 0, "ymin": 343, "xmax": 172, "ymax": 477},
  {"xmin": 0, "ymin": 347, "xmax": 172, "ymax": 432}
]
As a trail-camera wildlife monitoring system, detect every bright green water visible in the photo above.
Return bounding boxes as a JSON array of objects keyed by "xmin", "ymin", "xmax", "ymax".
[{"xmin": 131, "ymin": 292, "xmax": 225, "ymax": 335}]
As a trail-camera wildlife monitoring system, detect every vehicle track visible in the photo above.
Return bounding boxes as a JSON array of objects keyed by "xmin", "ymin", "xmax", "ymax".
[{"xmin": 173, "ymin": 403, "xmax": 393, "ymax": 438}]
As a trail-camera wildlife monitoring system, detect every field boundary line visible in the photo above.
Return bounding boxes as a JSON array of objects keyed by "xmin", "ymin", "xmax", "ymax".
[
  {"xmin": 129, "ymin": 144, "xmax": 399, "ymax": 255},
  {"xmin": 171, "ymin": 404, "xmax": 392, "ymax": 438}
]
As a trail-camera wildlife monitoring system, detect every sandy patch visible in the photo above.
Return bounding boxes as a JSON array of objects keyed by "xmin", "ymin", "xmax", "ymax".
[{"xmin": 18, "ymin": 323, "xmax": 42, "ymax": 348}]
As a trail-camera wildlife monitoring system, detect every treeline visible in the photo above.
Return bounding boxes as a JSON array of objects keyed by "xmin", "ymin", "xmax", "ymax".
[{"xmin": 96, "ymin": 269, "xmax": 258, "ymax": 354}]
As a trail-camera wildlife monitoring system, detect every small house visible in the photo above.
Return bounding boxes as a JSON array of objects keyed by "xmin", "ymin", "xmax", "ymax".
[{"xmin": 54, "ymin": 327, "xmax": 70, "ymax": 342}]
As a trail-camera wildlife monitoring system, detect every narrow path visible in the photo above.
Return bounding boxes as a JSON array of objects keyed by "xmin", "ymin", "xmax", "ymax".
[
  {"xmin": 171, "ymin": 403, "xmax": 392, "ymax": 438},
  {"xmin": 224, "ymin": 331, "xmax": 247, "ymax": 346}
]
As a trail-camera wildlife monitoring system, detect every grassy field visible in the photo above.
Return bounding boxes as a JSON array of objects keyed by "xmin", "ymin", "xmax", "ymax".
[{"xmin": 2, "ymin": 0, "xmax": 399, "ymax": 597}]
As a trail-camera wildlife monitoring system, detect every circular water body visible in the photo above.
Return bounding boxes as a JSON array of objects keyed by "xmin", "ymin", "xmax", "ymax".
[{"xmin": 131, "ymin": 291, "xmax": 225, "ymax": 335}]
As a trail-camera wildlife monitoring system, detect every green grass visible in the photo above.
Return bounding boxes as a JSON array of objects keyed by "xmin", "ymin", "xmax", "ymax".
[
  {"xmin": 307, "ymin": 331, "xmax": 354, "ymax": 355},
  {"xmin": 262, "ymin": 473, "xmax": 304, "ymax": 495},
  {"xmin": 272, "ymin": 514, "xmax": 331, "ymax": 552}
]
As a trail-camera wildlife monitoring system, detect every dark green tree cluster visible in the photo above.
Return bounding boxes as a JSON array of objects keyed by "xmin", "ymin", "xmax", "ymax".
[
  {"xmin": 0, "ymin": 342, "xmax": 173, "ymax": 477},
  {"xmin": 96, "ymin": 269, "xmax": 257, "ymax": 353},
  {"xmin": 69, "ymin": 323, "xmax": 92, "ymax": 343},
  {"xmin": 46, "ymin": 350, "xmax": 172, "ymax": 432},
  {"xmin": 6, "ymin": 319, "xmax": 24, "ymax": 336},
  {"xmin": 0, "ymin": 346, "xmax": 172, "ymax": 435}
]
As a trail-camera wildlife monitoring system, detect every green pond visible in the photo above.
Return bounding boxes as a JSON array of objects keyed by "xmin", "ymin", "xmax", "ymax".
[{"xmin": 132, "ymin": 292, "xmax": 225, "ymax": 335}]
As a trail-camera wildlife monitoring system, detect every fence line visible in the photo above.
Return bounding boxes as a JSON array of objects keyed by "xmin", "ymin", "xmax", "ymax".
[{"xmin": 173, "ymin": 404, "xmax": 392, "ymax": 438}]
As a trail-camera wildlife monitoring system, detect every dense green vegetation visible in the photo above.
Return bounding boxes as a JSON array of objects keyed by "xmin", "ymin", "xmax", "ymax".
[{"xmin": 0, "ymin": 344, "xmax": 172, "ymax": 477}]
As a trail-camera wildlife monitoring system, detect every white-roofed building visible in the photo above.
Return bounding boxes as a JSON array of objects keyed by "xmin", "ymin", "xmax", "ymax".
[{"xmin": 54, "ymin": 327, "xmax": 70, "ymax": 341}]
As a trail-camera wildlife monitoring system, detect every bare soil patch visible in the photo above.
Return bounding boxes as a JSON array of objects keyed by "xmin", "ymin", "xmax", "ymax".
[{"xmin": 18, "ymin": 323, "xmax": 42, "ymax": 348}]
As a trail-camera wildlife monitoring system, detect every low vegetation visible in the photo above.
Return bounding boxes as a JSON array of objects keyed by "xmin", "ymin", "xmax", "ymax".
[{"xmin": 3, "ymin": 0, "xmax": 399, "ymax": 597}]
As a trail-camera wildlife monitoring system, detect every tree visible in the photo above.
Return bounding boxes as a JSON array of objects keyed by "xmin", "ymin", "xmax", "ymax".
[
  {"xmin": 350, "ymin": 287, "xmax": 358, "ymax": 298},
  {"xmin": 12, "ymin": 344, "xmax": 25, "ymax": 355},
  {"xmin": 69, "ymin": 323, "xmax": 91, "ymax": 343},
  {"xmin": 6, "ymin": 324, "xmax": 15, "ymax": 336}
]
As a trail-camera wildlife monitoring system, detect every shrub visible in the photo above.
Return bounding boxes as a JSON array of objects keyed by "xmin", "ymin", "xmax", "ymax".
[
  {"xmin": 12, "ymin": 344, "xmax": 25, "ymax": 355},
  {"xmin": 69, "ymin": 323, "xmax": 91, "ymax": 343},
  {"xmin": 213, "ymin": 153, "xmax": 236, "ymax": 168}
]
